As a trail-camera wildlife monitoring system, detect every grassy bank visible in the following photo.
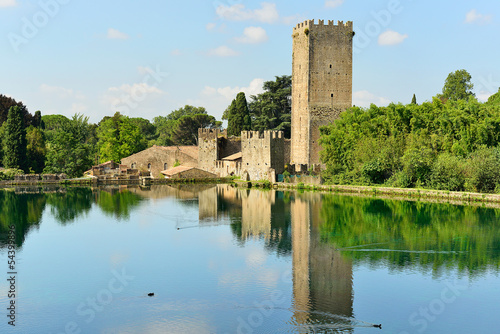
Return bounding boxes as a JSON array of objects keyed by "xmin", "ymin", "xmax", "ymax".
[{"xmin": 271, "ymin": 182, "xmax": 500, "ymax": 205}]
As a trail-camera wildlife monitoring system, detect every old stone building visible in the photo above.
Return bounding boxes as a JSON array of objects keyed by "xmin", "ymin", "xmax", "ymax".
[
  {"xmin": 241, "ymin": 130, "xmax": 286, "ymax": 181},
  {"xmin": 121, "ymin": 145, "xmax": 198, "ymax": 178},
  {"xmin": 291, "ymin": 19, "xmax": 353, "ymax": 167}
]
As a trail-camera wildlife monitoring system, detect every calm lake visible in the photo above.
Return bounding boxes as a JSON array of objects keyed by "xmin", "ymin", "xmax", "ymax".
[{"xmin": 0, "ymin": 184, "xmax": 499, "ymax": 334}]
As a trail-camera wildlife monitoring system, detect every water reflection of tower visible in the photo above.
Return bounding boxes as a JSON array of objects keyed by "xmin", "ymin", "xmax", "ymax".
[{"xmin": 291, "ymin": 193, "xmax": 353, "ymax": 327}]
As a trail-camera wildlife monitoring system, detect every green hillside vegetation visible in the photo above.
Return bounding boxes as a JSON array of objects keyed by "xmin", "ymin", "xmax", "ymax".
[{"xmin": 320, "ymin": 96, "xmax": 500, "ymax": 192}]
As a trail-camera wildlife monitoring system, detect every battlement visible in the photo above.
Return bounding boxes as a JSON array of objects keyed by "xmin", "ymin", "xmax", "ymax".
[
  {"xmin": 293, "ymin": 19, "xmax": 353, "ymax": 32},
  {"xmin": 198, "ymin": 128, "xmax": 222, "ymax": 141},
  {"xmin": 241, "ymin": 130, "xmax": 284, "ymax": 140}
]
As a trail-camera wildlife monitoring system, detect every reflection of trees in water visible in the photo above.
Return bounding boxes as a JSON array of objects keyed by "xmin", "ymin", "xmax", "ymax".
[
  {"xmin": 0, "ymin": 190, "xmax": 46, "ymax": 247},
  {"xmin": 0, "ymin": 186, "xmax": 145, "ymax": 248},
  {"xmin": 46, "ymin": 188, "xmax": 93, "ymax": 224},
  {"xmin": 320, "ymin": 195, "xmax": 500, "ymax": 276},
  {"xmin": 93, "ymin": 188, "xmax": 144, "ymax": 221}
]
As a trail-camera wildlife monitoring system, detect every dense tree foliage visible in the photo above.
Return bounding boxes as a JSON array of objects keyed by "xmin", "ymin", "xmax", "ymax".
[
  {"xmin": 248, "ymin": 75, "xmax": 292, "ymax": 138},
  {"xmin": 440, "ymin": 69, "xmax": 475, "ymax": 102},
  {"xmin": 2, "ymin": 106, "xmax": 27, "ymax": 171},
  {"xmin": 0, "ymin": 94, "xmax": 33, "ymax": 127},
  {"xmin": 320, "ymin": 97, "xmax": 500, "ymax": 192},
  {"xmin": 44, "ymin": 114, "xmax": 95, "ymax": 177},
  {"xmin": 172, "ymin": 114, "xmax": 220, "ymax": 145},
  {"xmin": 153, "ymin": 105, "xmax": 209, "ymax": 146},
  {"xmin": 486, "ymin": 88, "xmax": 500, "ymax": 106},
  {"xmin": 26, "ymin": 126, "xmax": 46, "ymax": 173},
  {"xmin": 97, "ymin": 112, "xmax": 147, "ymax": 163},
  {"xmin": 226, "ymin": 92, "xmax": 251, "ymax": 136}
]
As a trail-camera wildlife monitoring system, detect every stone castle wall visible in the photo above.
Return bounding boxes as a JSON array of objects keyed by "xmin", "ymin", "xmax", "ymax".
[
  {"xmin": 198, "ymin": 129, "xmax": 220, "ymax": 174},
  {"xmin": 241, "ymin": 130, "xmax": 284, "ymax": 181},
  {"xmin": 291, "ymin": 19, "xmax": 353, "ymax": 166}
]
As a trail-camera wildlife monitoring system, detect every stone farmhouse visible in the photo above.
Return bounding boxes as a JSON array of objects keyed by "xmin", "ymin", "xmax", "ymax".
[{"xmin": 121, "ymin": 19, "xmax": 353, "ymax": 181}]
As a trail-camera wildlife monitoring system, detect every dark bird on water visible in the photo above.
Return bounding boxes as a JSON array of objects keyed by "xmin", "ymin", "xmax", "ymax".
[
  {"xmin": 373, "ymin": 324, "xmax": 382, "ymax": 329},
  {"xmin": 148, "ymin": 293, "xmax": 154, "ymax": 297}
]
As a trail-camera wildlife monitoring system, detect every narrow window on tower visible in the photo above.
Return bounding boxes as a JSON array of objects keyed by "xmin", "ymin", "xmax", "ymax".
[{"xmin": 329, "ymin": 64, "xmax": 332, "ymax": 69}]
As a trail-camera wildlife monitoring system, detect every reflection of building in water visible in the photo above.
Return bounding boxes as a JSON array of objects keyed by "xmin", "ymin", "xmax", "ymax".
[
  {"xmin": 207, "ymin": 185, "xmax": 291, "ymax": 254},
  {"xmin": 291, "ymin": 193, "xmax": 353, "ymax": 328},
  {"xmin": 241, "ymin": 190, "xmax": 273, "ymax": 240}
]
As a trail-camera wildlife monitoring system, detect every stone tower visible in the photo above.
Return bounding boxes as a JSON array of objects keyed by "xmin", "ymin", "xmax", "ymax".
[{"xmin": 291, "ymin": 19, "xmax": 353, "ymax": 167}]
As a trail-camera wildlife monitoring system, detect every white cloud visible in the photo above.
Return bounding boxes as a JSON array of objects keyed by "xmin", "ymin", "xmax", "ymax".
[
  {"xmin": 170, "ymin": 49, "xmax": 182, "ymax": 56},
  {"xmin": 106, "ymin": 83, "xmax": 163, "ymax": 97},
  {"xmin": 40, "ymin": 84, "xmax": 85, "ymax": 100},
  {"xmin": 207, "ymin": 45, "xmax": 240, "ymax": 57},
  {"xmin": 378, "ymin": 30, "xmax": 408, "ymax": 46},
  {"xmin": 0, "ymin": 0, "xmax": 17, "ymax": 8},
  {"xmin": 103, "ymin": 83, "xmax": 165, "ymax": 114},
  {"xmin": 206, "ymin": 22, "xmax": 216, "ymax": 31},
  {"xmin": 465, "ymin": 9, "xmax": 492, "ymax": 24},
  {"xmin": 477, "ymin": 92, "xmax": 493, "ymax": 102},
  {"xmin": 353, "ymin": 90, "xmax": 391, "ymax": 108},
  {"xmin": 325, "ymin": 0, "xmax": 344, "ymax": 9},
  {"xmin": 216, "ymin": 2, "xmax": 279, "ymax": 24},
  {"xmin": 189, "ymin": 78, "xmax": 265, "ymax": 121},
  {"xmin": 235, "ymin": 26, "xmax": 269, "ymax": 44},
  {"xmin": 38, "ymin": 84, "xmax": 88, "ymax": 118},
  {"xmin": 202, "ymin": 78, "xmax": 265, "ymax": 100},
  {"xmin": 107, "ymin": 28, "xmax": 129, "ymax": 40},
  {"xmin": 137, "ymin": 66, "xmax": 152, "ymax": 76}
]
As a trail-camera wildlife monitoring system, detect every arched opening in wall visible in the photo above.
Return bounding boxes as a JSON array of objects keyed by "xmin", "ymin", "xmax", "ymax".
[
  {"xmin": 131, "ymin": 163, "xmax": 136, "ymax": 169},
  {"xmin": 164, "ymin": 163, "xmax": 168, "ymax": 170},
  {"xmin": 148, "ymin": 163, "xmax": 151, "ymax": 170}
]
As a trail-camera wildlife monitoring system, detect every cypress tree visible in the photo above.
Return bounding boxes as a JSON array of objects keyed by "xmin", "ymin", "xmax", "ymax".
[
  {"xmin": 411, "ymin": 94, "xmax": 417, "ymax": 105},
  {"xmin": 227, "ymin": 92, "xmax": 251, "ymax": 136},
  {"xmin": 3, "ymin": 106, "xmax": 27, "ymax": 171},
  {"xmin": 236, "ymin": 92, "xmax": 251, "ymax": 131}
]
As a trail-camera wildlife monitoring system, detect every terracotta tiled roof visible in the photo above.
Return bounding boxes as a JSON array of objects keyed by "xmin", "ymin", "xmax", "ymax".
[{"xmin": 160, "ymin": 165, "xmax": 195, "ymax": 177}]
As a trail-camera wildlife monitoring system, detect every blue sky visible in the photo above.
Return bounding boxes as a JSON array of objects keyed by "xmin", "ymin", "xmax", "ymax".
[{"xmin": 1, "ymin": 0, "xmax": 499, "ymax": 123}]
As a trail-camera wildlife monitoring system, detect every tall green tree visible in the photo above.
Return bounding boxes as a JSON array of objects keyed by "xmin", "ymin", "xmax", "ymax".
[
  {"xmin": 172, "ymin": 114, "xmax": 220, "ymax": 145},
  {"xmin": 3, "ymin": 106, "xmax": 27, "ymax": 171},
  {"xmin": 248, "ymin": 75, "xmax": 292, "ymax": 137},
  {"xmin": 441, "ymin": 69, "xmax": 475, "ymax": 101},
  {"xmin": 97, "ymin": 112, "xmax": 147, "ymax": 163},
  {"xmin": 26, "ymin": 126, "xmax": 46, "ymax": 173},
  {"xmin": 42, "ymin": 114, "xmax": 71, "ymax": 143},
  {"xmin": 411, "ymin": 94, "xmax": 417, "ymax": 105},
  {"xmin": 227, "ymin": 92, "xmax": 251, "ymax": 136},
  {"xmin": 153, "ymin": 105, "xmax": 208, "ymax": 146},
  {"xmin": 166, "ymin": 105, "xmax": 207, "ymax": 121},
  {"xmin": 44, "ymin": 114, "xmax": 94, "ymax": 177},
  {"xmin": 0, "ymin": 94, "xmax": 33, "ymax": 127}
]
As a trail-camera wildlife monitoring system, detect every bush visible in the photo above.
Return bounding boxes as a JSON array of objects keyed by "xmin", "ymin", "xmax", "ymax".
[
  {"xmin": 429, "ymin": 153, "xmax": 466, "ymax": 191},
  {"xmin": 401, "ymin": 147, "xmax": 435, "ymax": 187},
  {"xmin": 296, "ymin": 182, "xmax": 305, "ymax": 189},
  {"xmin": 385, "ymin": 170, "xmax": 412, "ymax": 188},
  {"xmin": 361, "ymin": 159, "xmax": 388, "ymax": 184},
  {"xmin": 0, "ymin": 168, "xmax": 24, "ymax": 180},
  {"xmin": 464, "ymin": 147, "xmax": 500, "ymax": 193}
]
